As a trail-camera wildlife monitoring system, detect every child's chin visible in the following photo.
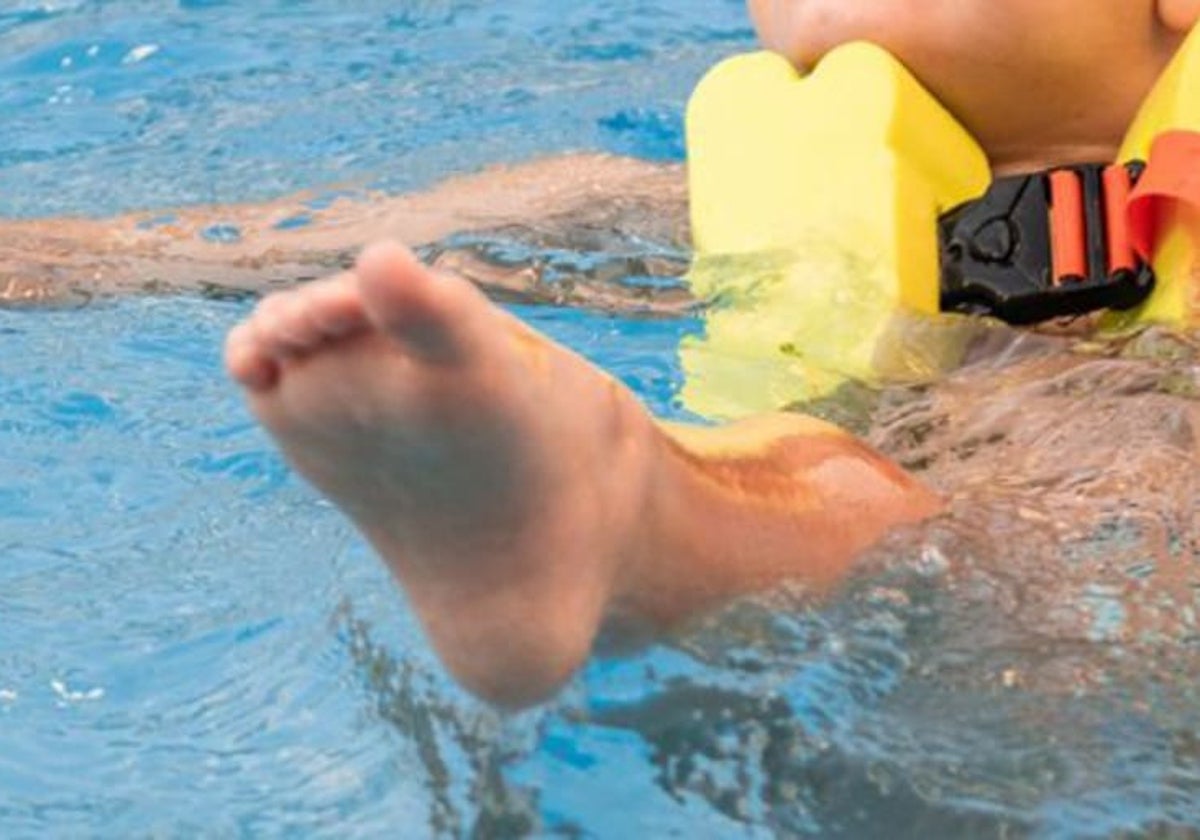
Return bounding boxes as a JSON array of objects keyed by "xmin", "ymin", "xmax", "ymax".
[{"xmin": 756, "ymin": 14, "xmax": 852, "ymax": 72}]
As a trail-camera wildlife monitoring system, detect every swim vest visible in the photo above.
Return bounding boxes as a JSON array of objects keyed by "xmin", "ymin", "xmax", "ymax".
[{"xmin": 680, "ymin": 26, "xmax": 1200, "ymax": 419}]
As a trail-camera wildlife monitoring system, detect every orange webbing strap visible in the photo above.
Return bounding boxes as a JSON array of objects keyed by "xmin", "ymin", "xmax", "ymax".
[
  {"xmin": 1128, "ymin": 130, "xmax": 1200, "ymax": 260},
  {"xmin": 1102, "ymin": 165, "xmax": 1136, "ymax": 275},
  {"xmin": 1048, "ymin": 170, "xmax": 1087, "ymax": 283}
]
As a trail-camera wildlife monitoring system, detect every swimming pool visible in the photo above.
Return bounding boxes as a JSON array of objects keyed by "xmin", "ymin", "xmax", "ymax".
[{"xmin": 3, "ymin": 2, "xmax": 1200, "ymax": 837}]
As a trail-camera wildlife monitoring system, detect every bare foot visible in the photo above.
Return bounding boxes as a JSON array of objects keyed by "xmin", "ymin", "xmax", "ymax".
[{"xmin": 225, "ymin": 242, "xmax": 659, "ymax": 707}]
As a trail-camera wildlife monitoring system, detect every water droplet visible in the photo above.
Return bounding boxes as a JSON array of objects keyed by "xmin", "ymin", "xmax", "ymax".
[
  {"xmin": 1125, "ymin": 561, "xmax": 1156, "ymax": 580},
  {"xmin": 915, "ymin": 545, "xmax": 950, "ymax": 577},
  {"xmin": 201, "ymin": 224, "xmax": 242, "ymax": 244},
  {"xmin": 273, "ymin": 213, "xmax": 313, "ymax": 231},
  {"xmin": 50, "ymin": 679, "xmax": 104, "ymax": 704},
  {"xmin": 122, "ymin": 44, "xmax": 160, "ymax": 65},
  {"xmin": 136, "ymin": 214, "xmax": 178, "ymax": 231}
]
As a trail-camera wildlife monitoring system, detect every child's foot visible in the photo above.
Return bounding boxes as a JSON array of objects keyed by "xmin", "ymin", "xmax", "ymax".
[{"xmin": 225, "ymin": 242, "xmax": 658, "ymax": 707}]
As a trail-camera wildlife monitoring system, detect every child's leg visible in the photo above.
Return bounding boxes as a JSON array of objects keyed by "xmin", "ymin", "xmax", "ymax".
[{"xmin": 226, "ymin": 241, "xmax": 939, "ymax": 708}]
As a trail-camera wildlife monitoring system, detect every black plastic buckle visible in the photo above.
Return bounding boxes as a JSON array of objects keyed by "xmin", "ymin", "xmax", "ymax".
[{"xmin": 938, "ymin": 163, "xmax": 1155, "ymax": 324}]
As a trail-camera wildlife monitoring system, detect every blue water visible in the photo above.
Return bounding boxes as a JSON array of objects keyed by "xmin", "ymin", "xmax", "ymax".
[
  {"xmin": 0, "ymin": 298, "xmax": 702, "ymax": 836},
  {"xmin": 4, "ymin": 2, "xmax": 1200, "ymax": 838},
  {"xmin": 0, "ymin": 0, "xmax": 749, "ymax": 218}
]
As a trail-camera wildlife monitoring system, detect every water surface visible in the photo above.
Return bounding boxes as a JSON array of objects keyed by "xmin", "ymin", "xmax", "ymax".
[{"xmin": 2, "ymin": 1, "xmax": 1200, "ymax": 837}]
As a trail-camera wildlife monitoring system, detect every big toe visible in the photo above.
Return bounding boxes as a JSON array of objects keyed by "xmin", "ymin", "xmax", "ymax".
[{"xmin": 355, "ymin": 240, "xmax": 490, "ymax": 363}]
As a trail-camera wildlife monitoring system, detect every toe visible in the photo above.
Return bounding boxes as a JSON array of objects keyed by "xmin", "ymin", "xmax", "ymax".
[
  {"xmin": 355, "ymin": 240, "xmax": 488, "ymax": 363},
  {"xmin": 228, "ymin": 272, "xmax": 371, "ymax": 392},
  {"xmin": 251, "ymin": 290, "xmax": 318, "ymax": 359},
  {"xmin": 307, "ymin": 272, "xmax": 369, "ymax": 339},
  {"xmin": 251, "ymin": 275, "xmax": 369, "ymax": 359},
  {"xmin": 225, "ymin": 321, "xmax": 280, "ymax": 390}
]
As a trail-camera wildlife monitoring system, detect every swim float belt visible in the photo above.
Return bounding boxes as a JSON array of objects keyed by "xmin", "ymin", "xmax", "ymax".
[{"xmin": 681, "ymin": 26, "xmax": 1200, "ymax": 418}]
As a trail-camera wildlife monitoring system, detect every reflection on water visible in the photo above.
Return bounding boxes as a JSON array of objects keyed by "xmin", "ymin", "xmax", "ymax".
[{"xmin": 338, "ymin": 602, "xmax": 541, "ymax": 838}]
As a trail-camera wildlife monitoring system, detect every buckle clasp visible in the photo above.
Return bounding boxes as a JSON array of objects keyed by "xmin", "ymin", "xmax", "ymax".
[{"xmin": 939, "ymin": 163, "xmax": 1155, "ymax": 324}]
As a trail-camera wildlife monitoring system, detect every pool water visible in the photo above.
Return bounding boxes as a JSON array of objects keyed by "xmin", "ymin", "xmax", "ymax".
[
  {"xmin": 3, "ymin": 2, "xmax": 1200, "ymax": 838},
  {"xmin": 0, "ymin": 298, "xmax": 699, "ymax": 836}
]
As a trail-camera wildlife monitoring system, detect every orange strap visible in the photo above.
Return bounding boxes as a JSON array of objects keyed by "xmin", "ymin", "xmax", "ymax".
[
  {"xmin": 1102, "ymin": 165, "xmax": 1136, "ymax": 275},
  {"xmin": 1048, "ymin": 170, "xmax": 1087, "ymax": 283},
  {"xmin": 1128, "ymin": 130, "xmax": 1200, "ymax": 260}
]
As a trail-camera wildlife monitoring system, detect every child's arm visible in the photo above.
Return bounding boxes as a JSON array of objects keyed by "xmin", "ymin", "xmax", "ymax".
[{"xmin": 0, "ymin": 154, "xmax": 687, "ymax": 305}]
